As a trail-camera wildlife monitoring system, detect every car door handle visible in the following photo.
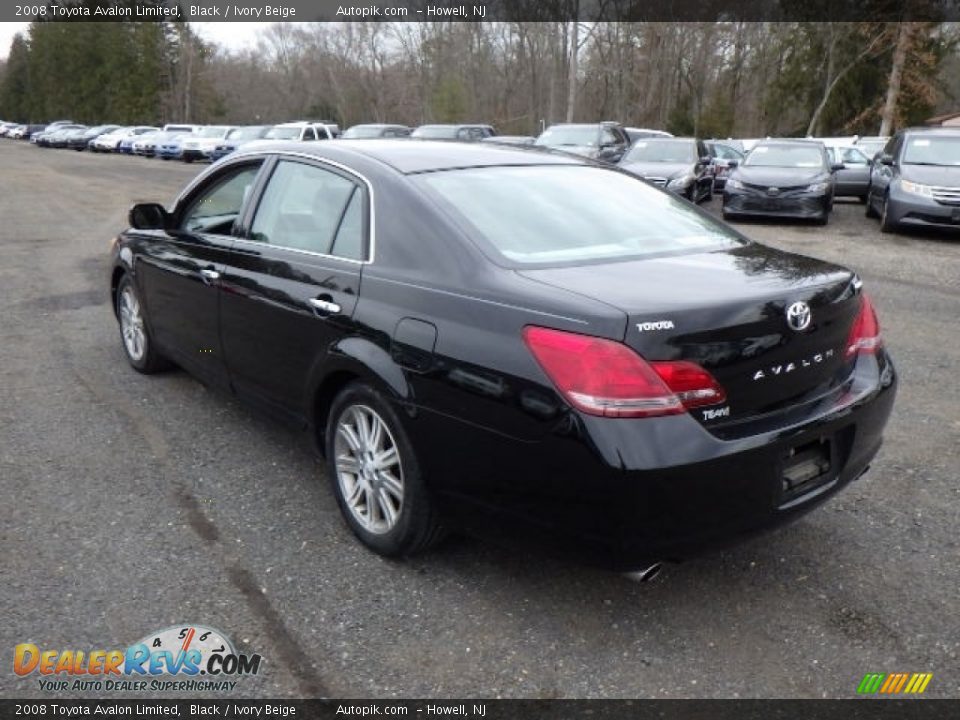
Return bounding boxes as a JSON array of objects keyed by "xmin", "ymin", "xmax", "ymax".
[
  {"xmin": 199, "ymin": 268, "xmax": 220, "ymax": 284},
  {"xmin": 309, "ymin": 297, "xmax": 341, "ymax": 315}
]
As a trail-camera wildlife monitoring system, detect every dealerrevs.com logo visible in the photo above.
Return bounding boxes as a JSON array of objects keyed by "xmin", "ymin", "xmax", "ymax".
[{"xmin": 14, "ymin": 624, "xmax": 263, "ymax": 693}]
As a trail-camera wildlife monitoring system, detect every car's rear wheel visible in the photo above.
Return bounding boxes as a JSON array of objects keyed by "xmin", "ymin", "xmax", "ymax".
[
  {"xmin": 116, "ymin": 275, "xmax": 169, "ymax": 374},
  {"xmin": 326, "ymin": 382, "xmax": 443, "ymax": 558},
  {"xmin": 865, "ymin": 191, "xmax": 879, "ymax": 218}
]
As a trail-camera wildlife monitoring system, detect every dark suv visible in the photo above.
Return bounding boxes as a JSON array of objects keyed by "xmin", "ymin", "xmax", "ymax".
[
  {"xmin": 534, "ymin": 121, "xmax": 630, "ymax": 163},
  {"xmin": 866, "ymin": 127, "xmax": 960, "ymax": 232}
]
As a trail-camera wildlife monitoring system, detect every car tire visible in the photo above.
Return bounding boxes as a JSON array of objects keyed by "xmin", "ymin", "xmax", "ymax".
[
  {"xmin": 326, "ymin": 382, "xmax": 444, "ymax": 558},
  {"xmin": 115, "ymin": 275, "xmax": 170, "ymax": 374},
  {"xmin": 879, "ymin": 195, "xmax": 897, "ymax": 233},
  {"xmin": 865, "ymin": 192, "xmax": 879, "ymax": 218}
]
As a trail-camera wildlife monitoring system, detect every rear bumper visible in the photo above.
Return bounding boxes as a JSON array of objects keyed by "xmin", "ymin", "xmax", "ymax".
[{"xmin": 413, "ymin": 351, "xmax": 897, "ymax": 569}]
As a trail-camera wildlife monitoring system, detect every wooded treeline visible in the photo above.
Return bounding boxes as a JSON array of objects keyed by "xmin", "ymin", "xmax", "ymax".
[{"xmin": 2, "ymin": 20, "xmax": 959, "ymax": 137}]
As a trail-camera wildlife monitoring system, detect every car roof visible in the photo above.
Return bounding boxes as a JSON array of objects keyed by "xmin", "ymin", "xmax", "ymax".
[
  {"xmin": 902, "ymin": 126, "xmax": 960, "ymax": 135},
  {"xmin": 754, "ymin": 139, "xmax": 825, "ymax": 148},
  {"xmin": 236, "ymin": 139, "xmax": 585, "ymax": 174}
]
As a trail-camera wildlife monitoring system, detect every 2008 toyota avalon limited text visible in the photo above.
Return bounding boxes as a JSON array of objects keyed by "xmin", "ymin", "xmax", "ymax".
[{"xmin": 109, "ymin": 140, "xmax": 897, "ymax": 573}]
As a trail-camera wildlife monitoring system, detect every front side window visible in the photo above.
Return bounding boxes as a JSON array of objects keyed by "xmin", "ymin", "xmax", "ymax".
[
  {"xmin": 415, "ymin": 165, "xmax": 741, "ymax": 266},
  {"xmin": 250, "ymin": 160, "xmax": 366, "ymax": 258},
  {"xmin": 839, "ymin": 147, "xmax": 869, "ymax": 165},
  {"xmin": 180, "ymin": 163, "xmax": 263, "ymax": 235}
]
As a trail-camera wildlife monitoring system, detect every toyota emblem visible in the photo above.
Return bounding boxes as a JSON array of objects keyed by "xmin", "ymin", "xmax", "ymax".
[{"xmin": 786, "ymin": 301, "xmax": 812, "ymax": 331}]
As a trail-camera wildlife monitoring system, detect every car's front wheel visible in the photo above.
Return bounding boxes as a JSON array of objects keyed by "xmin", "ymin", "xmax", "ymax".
[
  {"xmin": 326, "ymin": 382, "xmax": 444, "ymax": 558},
  {"xmin": 879, "ymin": 194, "xmax": 898, "ymax": 233},
  {"xmin": 116, "ymin": 275, "xmax": 169, "ymax": 374}
]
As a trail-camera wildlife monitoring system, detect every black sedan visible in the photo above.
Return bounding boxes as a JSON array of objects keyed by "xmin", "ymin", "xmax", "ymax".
[
  {"xmin": 618, "ymin": 137, "xmax": 714, "ymax": 203},
  {"xmin": 723, "ymin": 140, "xmax": 841, "ymax": 224},
  {"xmin": 110, "ymin": 141, "xmax": 896, "ymax": 571}
]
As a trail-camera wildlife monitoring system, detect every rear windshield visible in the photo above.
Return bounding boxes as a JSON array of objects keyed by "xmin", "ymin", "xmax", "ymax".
[
  {"xmin": 412, "ymin": 126, "xmax": 458, "ymax": 139},
  {"xmin": 624, "ymin": 139, "xmax": 696, "ymax": 163},
  {"xmin": 343, "ymin": 126, "xmax": 385, "ymax": 138},
  {"xmin": 265, "ymin": 126, "xmax": 301, "ymax": 140},
  {"xmin": 903, "ymin": 136, "xmax": 960, "ymax": 166},
  {"xmin": 745, "ymin": 145, "xmax": 825, "ymax": 168},
  {"xmin": 534, "ymin": 126, "xmax": 599, "ymax": 147},
  {"xmin": 197, "ymin": 126, "xmax": 229, "ymax": 138},
  {"xmin": 415, "ymin": 165, "xmax": 741, "ymax": 266}
]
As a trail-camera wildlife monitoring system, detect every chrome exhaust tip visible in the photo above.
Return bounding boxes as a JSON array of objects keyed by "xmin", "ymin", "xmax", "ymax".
[{"xmin": 624, "ymin": 562, "xmax": 663, "ymax": 583}]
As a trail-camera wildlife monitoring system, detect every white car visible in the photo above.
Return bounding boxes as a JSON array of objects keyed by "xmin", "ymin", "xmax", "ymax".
[
  {"xmin": 101, "ymin": 126, "xmax": 159, "ymax": 153},
  {"xmin": 91, "ymin": 126, "xmax": 130, "ymax": 152},
  {"xmin": 179, "ymin": 125, "xmax": 236, "ymax": 162},
  {"xmin": 241, "ymin": 121, "xmax": 339, "ymax": 150}
]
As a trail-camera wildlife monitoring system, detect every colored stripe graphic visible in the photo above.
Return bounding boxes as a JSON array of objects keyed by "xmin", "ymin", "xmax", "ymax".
[
  {"xmin": 858, "ymin": 672, "xmax": 932, "ymax": 694},
  {"xmin": 857, "ymin": 673, "xmax": 885, "ymax": 694}
]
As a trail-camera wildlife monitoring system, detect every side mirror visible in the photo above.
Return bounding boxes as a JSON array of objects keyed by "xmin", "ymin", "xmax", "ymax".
[
  {"xmin": 830, "ymin": 162, "xmax": 845, "ymax": 172},
  {"xmin": 129, "ymin": 203, "xmax": 169, "ymax": 230},
  {"xmin": 879, "ymin": 153, "xmax": 894, "ymax": 166}
]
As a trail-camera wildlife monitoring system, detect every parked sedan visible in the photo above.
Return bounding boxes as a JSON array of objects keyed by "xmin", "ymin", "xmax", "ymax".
[
  {"xmin": 534, "ymin": 122, "xmax": 630, "ymax": 163},
  {"xmin": 37, "ymin": 125, "xmax": 87, "ymax": 148},
  {"xmin": 209, "ymin": 125, "xmax": 272, "ymax": 162},
  {"xmin": 117, "ymin": 127, "xmax": 160, "ymax": 154},
  {"xmin": 411, "ymin": 124, "xmax": 496, "ymax": 141},
  {"xmin": 723, "ymin": 140, "xmax": 840, "ymax": 224},
  {"xmin": 619, "ymin": 137, "xmax": 714, "ymax": 203},
  {"xmin": 342, "ymin": 124, "xmax": 412, "ymax": 139},
  {"xmin": 67, "ymin": 124, "xmax": 121, "ymax": 151},
  {"xmin": 110, "ymin": 140, "xmax": 896, "ymax": 571}
]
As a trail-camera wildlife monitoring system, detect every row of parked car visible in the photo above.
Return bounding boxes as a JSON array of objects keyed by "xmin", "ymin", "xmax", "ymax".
[{"xmin": 3, "ymin": 117, "xmax": 957, "ymax": 232}]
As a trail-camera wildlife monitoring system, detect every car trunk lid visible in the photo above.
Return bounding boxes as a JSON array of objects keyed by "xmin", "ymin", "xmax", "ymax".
[{"xmin": 517, "ymin": 244, "xmax": 860, "ymax": 427}]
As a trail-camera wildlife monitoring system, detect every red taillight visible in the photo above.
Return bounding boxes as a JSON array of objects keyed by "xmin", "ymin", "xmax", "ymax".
[
  {"xmin": 649, "ymin": 360, "xmax": 727, "ymax": 409},
  {"xmin": 845, "ymin": 294, "xmax": 882, "ymax": 359},
  {"xmin": 522, "ymin": 326, "xmax": 726, "ymax": 418}
]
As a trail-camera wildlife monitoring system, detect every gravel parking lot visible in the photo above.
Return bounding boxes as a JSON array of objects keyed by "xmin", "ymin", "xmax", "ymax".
[{"xmin": 2, "ymin": 142, "xmax": 958, "ymax": 700}]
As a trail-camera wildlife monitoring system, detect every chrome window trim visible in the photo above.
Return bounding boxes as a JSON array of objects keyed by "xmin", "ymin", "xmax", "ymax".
[{"xmin": 173, "ymin": 149, "xmax": 377, "ymax": 265}]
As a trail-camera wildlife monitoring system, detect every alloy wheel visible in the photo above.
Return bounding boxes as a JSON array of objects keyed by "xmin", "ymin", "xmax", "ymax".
[
  {"xmin": 119, "ymin": 286, "xmax": 146, "ymax": 362},
  {"xmin": 334, "ymin": 404, "xmax": 404, "ymax": 535}
]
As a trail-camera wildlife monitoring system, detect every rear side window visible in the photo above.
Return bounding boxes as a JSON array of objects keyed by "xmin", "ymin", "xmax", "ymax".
[
  {"xmin": 416, "ymin": 165, "xmax": 741, "ymax": 266},
  {"xmin": 250, "ymin": 160, "xmax": 366, "ymax": 259}
]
